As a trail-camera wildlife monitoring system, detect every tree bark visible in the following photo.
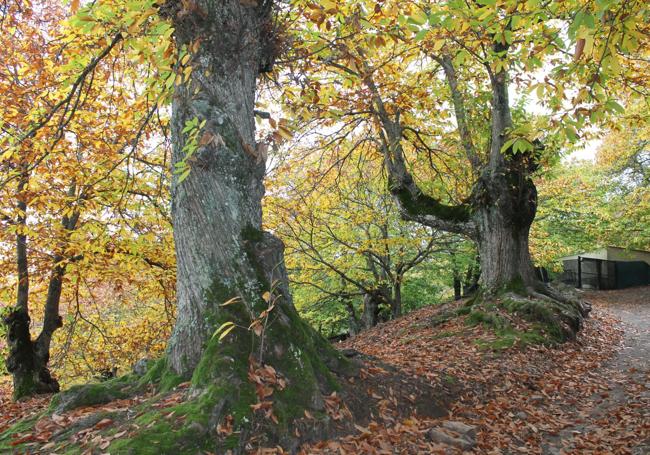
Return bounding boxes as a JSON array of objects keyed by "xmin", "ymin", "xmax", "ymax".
[
  {"xmin": 4, "ymin": 169, "xmax": 62, "ymax": 399},
  {"xmin": 473, "ymin": 207, "xmax": 536, "ymax": 290},
  {"xmin": 391, "ymin": 280, "xmax": 402, "ymax": 318},
  {"xmin": 162, "ymin": 1, "xmax": 349, "ymax": 449},
  {"xmin": 343, "ymin": 299, "xmax": 361, "ymax": 335},
  {"xmin": 360, "ymin": 292, "xmax": 380, "ymax": 330},
  {"xmin": 470, "ymin": 156, "xmax": 539, "ymax": 292}
]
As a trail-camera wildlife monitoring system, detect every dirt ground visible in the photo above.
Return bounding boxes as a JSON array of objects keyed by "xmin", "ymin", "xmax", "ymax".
[
  {"xmin": 305, "ymin": 286, "xmax": 649, "ymax": 454},
  {"xmin": 539, "ymin": 288, "xmax": 650, "ymax": 454},
  {"xmin": 1, "ymin": 286, "xmax": 648, "ymax": 454}
]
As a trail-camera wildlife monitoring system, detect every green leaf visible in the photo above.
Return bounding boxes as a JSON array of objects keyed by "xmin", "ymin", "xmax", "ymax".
[
  {"xmin": 512, "ymin": 139, "xmax": 533, "ymax": 154},
  {"xmin": 211, "ymin": 321, "xmax": 235, "ymax": 340},
  {"xmin": 501, "ymin": 138, "xmax": 517, "ymax": 153},
  {"xmin": 604, "ymin": 100, "xmax": 625, "ymax": 114},
  {"xmin": 414, "ymin": 29, "xmax": 428, "ymax": 41},
  {"xmin": 177, "ymin": 168, "xmax": 191, "ymax": 183}
]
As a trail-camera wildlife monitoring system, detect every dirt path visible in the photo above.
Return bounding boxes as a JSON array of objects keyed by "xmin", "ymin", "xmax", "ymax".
[{"xmin": 542, "ymin": 287, "xmax": 650, "ymax": 454}]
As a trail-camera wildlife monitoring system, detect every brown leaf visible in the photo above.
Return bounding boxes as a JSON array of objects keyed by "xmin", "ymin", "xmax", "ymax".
[
  {"xmin": 574, "ymin": 38, "xmax": 585, "ymax": 61},
  {"xmin": 94, "ymin": 418, "xmax": 113, "ymax": 430}
]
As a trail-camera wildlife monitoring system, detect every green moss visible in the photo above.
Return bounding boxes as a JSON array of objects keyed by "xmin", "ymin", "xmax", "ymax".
[
  {"xmin": 12, "ymin": 374, "xmax": 37, "ymax": 401},
  {"xmin": 159, "ymin": 369, "xmax": 185, "ymax": 392},
  {"xmin": 455, "ymin": 306, "xmax": 472, "ymax": 316},
  {"xmin": 501, "ymin": 298, "xmax": 570, "ymax": 343},
  {"xmin": 107, "ymin": 414, "xmax": 207, "ymax": 454},
  {"xmin": 475, "ymin": 325, "xmax": 548, "ymax": 351},
  {"xmin": 106, "ymin": 379, "xmax": 254, "ymax": 454},
  {"xmin": 430, "ymin": 310, "xmax": 454, "ymax": 327},
  {"xmin": 241, "ymin": 224, "xmax": 265, "ymax": 242},
  {"xmin": 390, "ymin": 185, "xmax": 471, "ymax": 223},
  {"xmin": 191, "ymin": 326, "xmax": 250, "ymax": 387},
  {"xmin": 138, "ymin": 357, "xmax": 166, "ymax": 385},
  {"xmin": 0, "ymin": 412, "xmax": 43, "ymax": 452},
  {"xmin": 430, "ymin": 330, "xmax": 457, "ymax": 340},
  {"xmin": 464, "ymin": 292, "xmax": 571, "ymax": 349},
  {"xmin": 442, "ymin": 374, "xmax": 457, "ymax": 385},
  {"xmin": 465, "ymin": 309, "xmax": 509, "ymax": 331},
  {"xmin": 500, "ymin": 277, "xmax": 527, "ymax": 295},
  {"xmin": 241, "ymin": 246, "xmax": 271, "ymax": 307},
  {"xmin": 51, "ymin": 375, "xmax": 137, "ymax": 413}
]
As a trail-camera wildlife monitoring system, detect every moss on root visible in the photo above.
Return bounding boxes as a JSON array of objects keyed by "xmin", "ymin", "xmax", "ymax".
[
  {"xmin": 137, "ymin": 357, "xmax": 185, "ymax": 392},
  {"xmin": 49, "ymin": 374, "xmax": 138, "ymax": 414},
  {"xmin": 463, "ymin": 284, "xmax": 585, "ymax": 349},
  {"xmin": 107, "ymin": 316, "xmax": 352, "ymax": 454},
  {"xmin": 12, "ymin": 375, "xmax": 37, "ymax": 401},
  {"xmin": 44, "ymin": 356, "xmax": 185, "ymax": 418},
  {"xmin": 107, "ymin": 290, "xmax": 355, "ymax": 453},
  {"xmin": 106, "ymin": 385, "xmax": 232, "ymax": 454}
]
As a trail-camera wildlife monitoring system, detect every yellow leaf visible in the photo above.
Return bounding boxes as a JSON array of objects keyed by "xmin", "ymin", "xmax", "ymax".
[{"xmin": 220, "ymin": 296, "xmax": 241, "ymax": 306}]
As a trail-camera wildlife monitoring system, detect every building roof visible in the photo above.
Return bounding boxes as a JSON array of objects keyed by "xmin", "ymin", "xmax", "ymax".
[{"xmin": 559, "ymin": 246, "xmax": 650, "ymax": 264}]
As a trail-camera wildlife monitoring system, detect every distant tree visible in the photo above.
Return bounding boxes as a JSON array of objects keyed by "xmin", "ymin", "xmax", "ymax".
[
  {"xmin": 0, "ymin": 0, "xmax": 173, "ymax": 399},
  {"xmin": 282, "ymin": 0, "xmax": 647, "ymax": 331},
  {"xmin": 267, "ymin": 149, "xmax": 449, "ymax": 334},
  {"xmin": 532, "ymin": 103, "xmax": 650, "ymax": 266}
]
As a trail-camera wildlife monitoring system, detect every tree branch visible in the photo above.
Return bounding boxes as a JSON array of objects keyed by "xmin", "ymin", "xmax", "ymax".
[
  {"xmin": 355, "ymin": 52, "xmax": 476, "ymax": 237},
  {"xmin": 435, "ymin": 54, "xmax": 481, "ymax": 171}
]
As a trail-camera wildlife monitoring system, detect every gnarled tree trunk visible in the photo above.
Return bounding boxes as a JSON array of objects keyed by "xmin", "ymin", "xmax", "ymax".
[
  {"xmin": 161, "ymin": 0, "xmax": 350, "ymax": 450},
  {"xmin": 4, "ymin": 169, "xmax": 67, "ymax": 400},
  {"xmin": 363, "ymin": 43, "xmax": 589, "ymax": 339},
  {"xmin": 470, "ymin": 155, "xmax": 539, "ymax": 293},
  {"xmin": 360, "ymin": 292, "xmax": 380, "ymax": 330},
  {"xmin": 5, "ymin": 310, "xmax": 61, "ymax": 400}
]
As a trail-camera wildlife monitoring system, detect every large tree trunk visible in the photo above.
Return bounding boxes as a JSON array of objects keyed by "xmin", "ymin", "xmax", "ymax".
[
  {"xmin": 475, "ymin": 215, "xmax": 536, "ymax": 291},
  {"xmin": 471, "ymin": 161, "xmax": 538, "ymax": 293},
  {"xmin": 162, "ymin": 1, "xmax": 350, "ymax": 449}
]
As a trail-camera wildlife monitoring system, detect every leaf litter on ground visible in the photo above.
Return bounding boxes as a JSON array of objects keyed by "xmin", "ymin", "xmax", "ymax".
[{"xmin": 0, "ymin": 287, "xmax": 648, "ymax": 454}]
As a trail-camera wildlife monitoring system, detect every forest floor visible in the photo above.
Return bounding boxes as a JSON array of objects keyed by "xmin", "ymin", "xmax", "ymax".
[
  {"xmin": 0, "ymin": 286, "xmax": 648, "ymax": 454},
  {"xmin": 304, "ymin": 286, "xmax": 650, "ymax": 454}
]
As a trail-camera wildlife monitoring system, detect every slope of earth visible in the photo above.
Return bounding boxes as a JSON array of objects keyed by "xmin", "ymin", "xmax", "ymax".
[
  {"xmin": 0, "ymin": 287, "xmax": 647, "ymax": 454},
  {"xmin": 303, "ymin": 286, "xmax": 649, "ymax": 454}
]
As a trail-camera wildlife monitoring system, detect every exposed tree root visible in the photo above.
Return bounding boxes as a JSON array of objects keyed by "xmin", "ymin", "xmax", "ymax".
[
  {"xmin": 7, "ymin": 349, "xmax": 453, "ymax": 455},
  {"xmin": 464, "ymin": 282, "xmax": 591, "ymax": 344}
]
